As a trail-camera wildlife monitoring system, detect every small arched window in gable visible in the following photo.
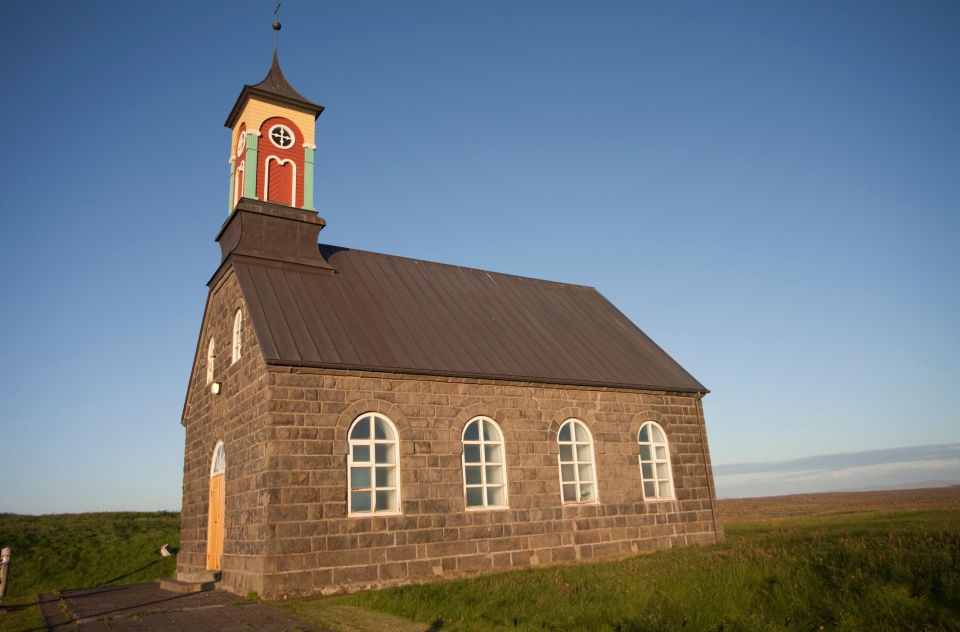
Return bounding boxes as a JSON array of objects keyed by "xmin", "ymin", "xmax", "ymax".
[
  {"xmin": 347, "ymin": 413, "xmax": 400, "ymax": 515},
  {"xmin": 462, "ymin": 416, "xmax": 508, "ymax": 509},
  {"xmin": 557, "ymin": 419, "xmax": 598, "ymax": 503},
  {"xmin": 638, "ymin": 421, "xmax": 674, "ymax": 500},
  {"xmin": 206, "ymin": 337, "xmax": 215, "ymax": 384},
  {"xmin": 231, "ymin": 309, "xmax": 243, "ymax": 364}
]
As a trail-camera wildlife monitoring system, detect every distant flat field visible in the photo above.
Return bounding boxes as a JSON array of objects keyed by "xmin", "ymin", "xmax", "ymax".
[{"xmin": 718, "ymin": 485, "xmax": 960, "ymax": 523}]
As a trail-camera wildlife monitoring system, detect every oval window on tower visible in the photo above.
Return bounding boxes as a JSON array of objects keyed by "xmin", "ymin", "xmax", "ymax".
[{"xmin": 268, "ymin": 124, "xmax": 295, "ymax": 149}]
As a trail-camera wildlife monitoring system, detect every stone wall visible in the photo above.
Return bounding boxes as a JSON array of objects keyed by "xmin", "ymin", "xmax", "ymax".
[
  {"xmin": 256, "ymin": 366, "xmax": 723, "ymax": 598},
  {"xmin": 177, "ymin": 269, "xmax": 272, "ymax": 595}
]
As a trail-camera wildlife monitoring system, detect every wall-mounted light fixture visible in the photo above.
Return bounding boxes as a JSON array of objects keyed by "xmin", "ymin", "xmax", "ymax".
[{"xmin": 211, "ymin": 382, "xmax": 222, "ymax": 395}]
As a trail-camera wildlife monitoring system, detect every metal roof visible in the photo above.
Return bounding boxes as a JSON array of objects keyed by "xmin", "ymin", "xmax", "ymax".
[
  {"xmin": 225, "ymin": 52, "xmax": 324, "ymax": 128},
  {"xmin": 233, "ymin": 246, "xmax": 707, "ymax": 393}
]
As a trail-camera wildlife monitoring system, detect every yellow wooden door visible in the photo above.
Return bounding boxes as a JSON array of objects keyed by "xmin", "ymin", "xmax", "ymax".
[{"xmin": 206, "ymin": 473, "xmax": 225, "ymax": 570}]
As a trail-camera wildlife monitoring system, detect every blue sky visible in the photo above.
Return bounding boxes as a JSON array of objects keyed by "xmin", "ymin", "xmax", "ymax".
[{"xmin": 1, "ymin": 1, "xmax": 957, "ymax": 513}]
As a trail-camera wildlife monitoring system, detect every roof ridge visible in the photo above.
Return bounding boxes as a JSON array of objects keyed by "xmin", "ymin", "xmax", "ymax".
[{"xmin": 318, "ymin": 243, "xmax": 597, "ymax": 291}]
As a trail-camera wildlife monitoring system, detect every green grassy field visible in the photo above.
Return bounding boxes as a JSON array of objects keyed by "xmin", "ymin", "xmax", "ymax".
[
  {"xmin": 0, "ymin": 512, "xmax": 179, "ymax": 632},
  {"xmin": 1, "ymin": 508, "xmax": 957, "ymax": 631},
  {"xmin": 281, "ymin": 510, "xmax": 960, "ymax": 631}
]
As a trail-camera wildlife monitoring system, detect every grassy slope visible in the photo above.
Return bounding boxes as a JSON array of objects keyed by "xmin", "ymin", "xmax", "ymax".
[
  {"xmin": 0, "ymin": 512, "xmax": 179, "ymax": 632},
  {"xmin": 281, "ymin": 510, "xmax": 960, "ymax": 631}
]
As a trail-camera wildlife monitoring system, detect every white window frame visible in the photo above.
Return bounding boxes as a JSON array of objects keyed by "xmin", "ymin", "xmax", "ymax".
[
  {"xmin": 556, "ymin": 419, "xmax": 599, "ymax": 504},
  {"xmin": 267, "ymin": 123, "xmax": 295, "ymax": 149},
  {"xmin": 231, "ymin": 309, "xmax": 242, "ymax": 364},
  {"xmin": 638, "ymin": 421, "xmax": 675, "ymax": 500},
  {"xmin": 206, "ymin": 337, "xmax": 215, "ymax": 384},
  {"xmin": 263, "ymin": 155, "xmax": 297, "ymax": 206},
  {"xmin": 461, "ymin": 416, "xmax": 509, "ymax": 511},
  {"xmin": 233, "ymin": 160, "xmax": 244, "ymax": 208},
  {"xmin": 347, "ymin": 413, "xmax": 401, "ymax": 516},
  {"xmin": 210, "ymin": 441, "xmax": 226, "ymax": 477}
]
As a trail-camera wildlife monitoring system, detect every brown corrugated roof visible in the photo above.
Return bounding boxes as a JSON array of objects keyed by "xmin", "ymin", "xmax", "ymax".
[{"xmin": 234, "ymin": 245, "xmax": 707, "ymax": 393}]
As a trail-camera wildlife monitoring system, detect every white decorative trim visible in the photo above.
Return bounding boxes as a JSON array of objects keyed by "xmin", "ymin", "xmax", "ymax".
[
  {"xmin": 302, "ymin": 143, "xmax": 316, "ymax": 150},
  {"xmin": 233, "ymin": 161, "xmax": 245, "ymax": 208},
  {"xmin": 246, "ymin": 131, "xmax": 262, "ymax": 137},
  {"xmin": 263, "ymin": 155, "xmax": 297, "ymax": 206}
]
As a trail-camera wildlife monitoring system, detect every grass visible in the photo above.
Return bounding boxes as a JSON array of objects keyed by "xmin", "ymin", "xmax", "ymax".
[
  {"xmin": 0, "ymin": 512, "xmax": 179, "ymax": 632},
  {"xmin": 280, "ymin": 510, "xmax": 960, "ymax": 631},
  {"xmin": 0, "ymin": 507, "xmax": 957, "ymax": 631}
]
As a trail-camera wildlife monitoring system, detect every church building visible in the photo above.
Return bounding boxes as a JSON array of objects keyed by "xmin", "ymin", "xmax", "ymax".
[{"xmin": 176, "ymin": 40, "xmax": 723, "ymax": 598}]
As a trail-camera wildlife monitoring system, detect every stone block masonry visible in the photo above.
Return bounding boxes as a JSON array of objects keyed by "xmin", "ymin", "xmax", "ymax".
[{"xmin": 178, "ymin": 269, "xmax": 723, "ymax": 598}]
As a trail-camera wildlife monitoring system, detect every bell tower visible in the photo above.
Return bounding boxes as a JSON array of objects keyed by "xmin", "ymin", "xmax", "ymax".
[{"xmin": 224, "ymin": 21, "xmax": 324, "ymax": 213}]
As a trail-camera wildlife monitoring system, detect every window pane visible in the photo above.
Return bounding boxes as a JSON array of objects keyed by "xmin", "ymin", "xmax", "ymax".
[
  {"xmin": 579, "ymin": 483, "xmax": 595, "ymax": 502},
  {"xmin": 578, "ymin": 463, "xmax": 594, "ymax": 482},
  {"xmin": 562, "ymin": 484, "xmax": 577, "ymax": 502},
  {"xmin": 376, "ymin": 466, "xmax": 395, "ymax": 488},
  {"xmin": 351, "ymin": 467, "xmax": 371, "ymax": 490},
  {"xmin": 559, "ymin": 445, "xmax": 573, "ymax": 462},
  {"xmin": 352, "ymin": 444, "xmax": 370, "ymax": 462},
  {"xmin": 655, "ymin": 446, "xmax": 667, "ymax": 460},
  {"xmin": 376, "ymin": 490, "xmax": 396, "ymax": 511},
  {"xmin": 656, "ymin": 463, "xmax": 669, "ymax": 479},
  {"xmin": 485, "ymin": 464, "xmax": 503, "ymax": 485},
  {"xmin": 643, "ymin": 481, "xmax": 656, "ymax": 497},
  {"xmin": 375, "ymin": 444, "xmax": 394, "ymax": 464},
  {"xmin": 639, "ymin": 425, "xmax": 650, "ymax": 442},
  {"xmin": 651, "ymin": 426, "xmax": 665, "ymax": 442},
  {"xmin": 658, "ymin": 481, "xmax": 672, "ymax": 498},
  {"xmin": 484, "ymin": 444, "xmax": 502, "ymax": 464},
  {"xmin": 574, "ymin": 423, "xmax": 588, "ymax": 442},
  {"xmin": 560, "ymin": 464, "xmax": 575, "ymax": 482},
  {"xmin": 641, "ymin": 463, "xmax": 654, "ymax": 480},
  {"xmin": 576, "ymin": 445, "xmax": 592, "ymax": 462},
  {"xmin": 351, "ymin": 491, "xmax": 371, "ymax": 512},
  {"xmin": 639, "ymin": 445, "xmax": 652, "ymax": 461},
  {"xmin": 464, "ymin": 444, "xmax": 482, "ymax": 463},
  {"xmin": 463, "ymin": 420, "xmax": 480, "ymax": 441},
  {"xmin": 559, "ymin": 424, "xmax": 571, "ymax": 442},
  {"xmin": 351, "ymin": 417, "xmax": 370, "ymax": 440},
  {"xmin": 466, "ymin": 487, "xmax": 484, "ymax": 507},
  {"xmin": 465, "ymin": 465, "xmax": 483, "ymax": 485},
  {"xmin": 487, "ymin": 486, "xmax": 505, "ymax": 507},
  {"xmin": 374, "ymin": 418, "xmax": 393, "ymax": 440},
  {"xmin": 483, "ymin": 420, "xmax": 500, "ymax": 441}
]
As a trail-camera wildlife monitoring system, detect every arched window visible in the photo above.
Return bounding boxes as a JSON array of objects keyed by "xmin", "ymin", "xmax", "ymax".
[
  {"xmin": 462, "ymin": 416, "xmax": 507, "ymax": 509},
  {"xmin": 233, "ymin": 160, "xmax": 245, "ymax": 208},
  {"xmin": 211, "ymin": 441, "xmax": 226, "ymax": 477},
  {"xmin": 206, "ymin": 337, "xmax": 215, "ymax": 384},
  {"xmin": 638, "ymin": 421, "xmax": 674, "ymax": 499},
  {"xmin": 348, "ymin": 413, "xmax": 400, "ymax": 515},
  {"xmin": 263, "ymin": 156, "xmax": 297, "ymax": 206},
  {"xmin": 557, "ymin": 419, "xmax": 597, "ymax": 503},
  {"xmin": 231, "ymin": 309, "xmax": 242, "ymax": 364}
]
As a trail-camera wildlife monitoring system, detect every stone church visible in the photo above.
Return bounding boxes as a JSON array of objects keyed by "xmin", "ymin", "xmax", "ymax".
[{"xmin": 176, "ymin": 46, "xmax": 723, "ymax": 598}]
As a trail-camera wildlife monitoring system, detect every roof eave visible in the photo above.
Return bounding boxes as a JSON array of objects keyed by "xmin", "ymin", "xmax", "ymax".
[
  {"xmin": 224, "ymin": 85, "xmax": 325, "ymax": 129},
  {"xmin": 262, "ymin": 358, "xmax": 710, "ymax": 395}
]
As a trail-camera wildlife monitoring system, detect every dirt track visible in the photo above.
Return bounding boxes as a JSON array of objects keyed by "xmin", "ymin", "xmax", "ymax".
[{"xmin": 717, "ymin": 485, "xmax": 960, "ymax": 524}]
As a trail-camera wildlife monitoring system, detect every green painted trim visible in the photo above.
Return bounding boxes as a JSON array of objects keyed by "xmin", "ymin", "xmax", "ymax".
[
  {"xmin": 302, "ymin": 146, "xmax": 316, "ymax": 210},
  {"xmin": 243, "ymin": 134, "xmax": 259, "ymax": 200},
  {"xmin": 227, "ymin": 158, "xmax": 236, "ymax": 214}
]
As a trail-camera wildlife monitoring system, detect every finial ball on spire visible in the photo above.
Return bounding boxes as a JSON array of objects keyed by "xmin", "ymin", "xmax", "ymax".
[{"xmin": 273, "ymin": 20, "xmax": 281, "ymax": 31}]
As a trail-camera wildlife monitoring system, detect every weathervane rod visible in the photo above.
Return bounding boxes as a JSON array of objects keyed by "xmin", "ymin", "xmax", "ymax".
[{"xmin": 273, "ymin": 1, "xmax": 282, "ymax": 52}]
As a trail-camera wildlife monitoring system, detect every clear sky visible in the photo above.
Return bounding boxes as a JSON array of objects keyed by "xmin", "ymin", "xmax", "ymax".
[{"xmin": 1, "ymin": 1, "xmax": 957, "ymax": 513}]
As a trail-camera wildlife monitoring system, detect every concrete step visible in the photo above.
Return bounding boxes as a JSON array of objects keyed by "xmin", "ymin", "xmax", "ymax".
[
  {"xmin": 157, "ymin": 577, "xmax": 216, "ymax": 594},
  {"xmin": 157, "ymin": 571, "xmax": 221, "ymax": 594},
  {"xmin": 178, "ymin": 570, "xmax": 222, "ymax": 583}
]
